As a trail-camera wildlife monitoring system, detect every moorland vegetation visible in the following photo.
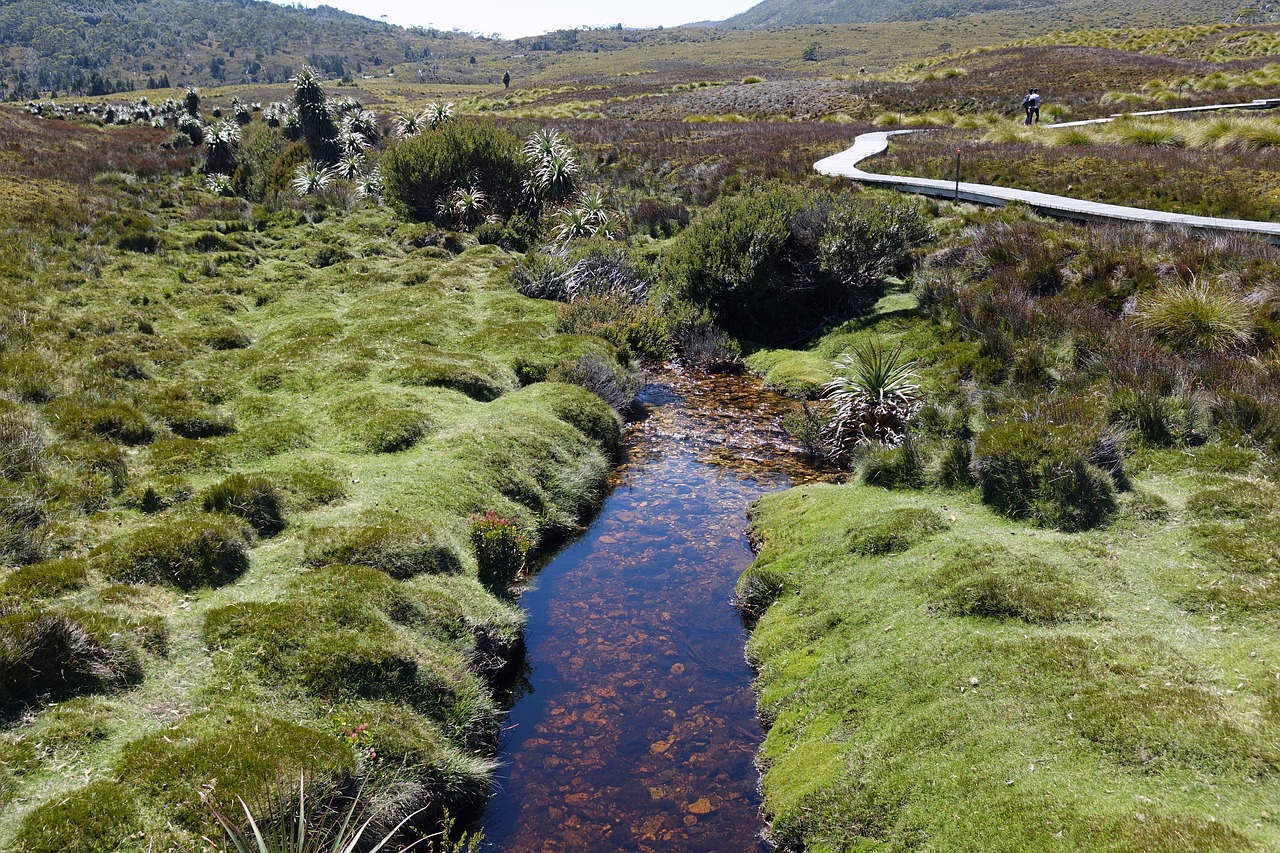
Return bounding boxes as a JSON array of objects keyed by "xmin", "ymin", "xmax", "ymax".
[{"xmin": 7, "ymin": 4, "xmax": 1280, "ymax": 852}]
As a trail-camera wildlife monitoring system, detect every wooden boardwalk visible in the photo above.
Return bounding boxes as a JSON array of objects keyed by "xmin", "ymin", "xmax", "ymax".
[{"xmin": 814, "ymin": 101, "xmax": 1280, "ymax": 243}]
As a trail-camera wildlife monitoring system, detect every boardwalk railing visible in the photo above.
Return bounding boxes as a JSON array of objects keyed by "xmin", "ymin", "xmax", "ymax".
[{"xmin": 814, "ymin": 101, "xmax": 1280, "ymax": 243}]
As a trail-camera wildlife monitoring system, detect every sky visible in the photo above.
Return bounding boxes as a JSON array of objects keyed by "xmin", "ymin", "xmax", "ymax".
[{"xmin": 273, "ymin": 0, "xmax": 756, "ymax": 40}]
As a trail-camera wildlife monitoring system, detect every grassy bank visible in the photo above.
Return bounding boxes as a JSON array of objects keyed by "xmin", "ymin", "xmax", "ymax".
[
  {"xmin": 739, "ymin": 206, "xmax": 1280, "ymax": 851},
  {"xmin": 0, "ymin": 109, "xmax": 620, "ymax": 849}
]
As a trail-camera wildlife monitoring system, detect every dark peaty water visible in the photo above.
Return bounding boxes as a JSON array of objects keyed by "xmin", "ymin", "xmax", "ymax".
[{"xmin": 477, "ymin": 370, "xmax": 827, "ymax": 853}]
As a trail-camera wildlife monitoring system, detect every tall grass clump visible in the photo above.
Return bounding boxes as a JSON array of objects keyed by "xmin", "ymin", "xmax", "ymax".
[
  {"xmin": 304, "ymin": 513, "xmax": 462, "ymax": 579},
  {"xmin": 1130, "ymin": 277, "xmax": 1254, "ymax": 353},
  {"xmin": 974, "ymin": 414, "xmax": 1119, "ymax": 531}
]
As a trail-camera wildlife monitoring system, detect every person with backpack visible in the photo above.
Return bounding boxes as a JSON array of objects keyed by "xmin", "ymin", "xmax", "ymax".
[{"xmin": 1022, "ymin": 88, "xmax": 1041, "ymax": 125}]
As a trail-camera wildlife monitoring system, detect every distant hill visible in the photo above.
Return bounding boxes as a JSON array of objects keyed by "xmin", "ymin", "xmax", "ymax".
[
  {"xmin": 0, "ymin": 0, "xmax": 496, "ymax": 99},
  {"xmin": 715, "ymin": 0, "xmax": 1250, "ymax": 29}
]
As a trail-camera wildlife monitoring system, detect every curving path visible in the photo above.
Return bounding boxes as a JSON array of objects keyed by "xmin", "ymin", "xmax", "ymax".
[{"xmin": 814, "ymin": 99, "xmax": 1280, "ymax": 242}]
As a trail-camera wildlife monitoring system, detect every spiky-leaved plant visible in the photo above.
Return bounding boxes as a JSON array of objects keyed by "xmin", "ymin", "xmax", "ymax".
[
  {"xmin": 823, "ymin": 338, "xmax": 921, "ymax": 463},
  {"xmin": 293, "ymin": 161, "xmax": 336, "ymax": 197},
  {"xmin": 203, "ymin": 775, "xmax": 425, "ymax": 853}
]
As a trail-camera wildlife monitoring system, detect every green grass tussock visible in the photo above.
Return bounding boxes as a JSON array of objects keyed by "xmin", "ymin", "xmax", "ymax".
[
  {"xmin": 931, "ymin": 543, "xmax": 1096, "ymax": 623},
  {"xmin": 93, "ymin": 513, "xmax": 250, "ymax": 588},
  {"xmin": 12, "ymin": 780, "xmax": 141, "ymax": 853},
  {"xmin": 303, "ymin": 512, "xmax": 463, "ymax": 579},
  {"xmin": 115, "ymin": 709, "xmax": 356, "ymax": 837}
]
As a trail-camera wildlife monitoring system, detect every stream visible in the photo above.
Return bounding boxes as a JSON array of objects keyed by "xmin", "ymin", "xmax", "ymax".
[{"xmin": 476, "ymin": 370, "xmax": 827, "ymax": 852}]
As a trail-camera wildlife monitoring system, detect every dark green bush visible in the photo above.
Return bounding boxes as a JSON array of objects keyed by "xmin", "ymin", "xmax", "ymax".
[
  {"xmin": 932, "ymin": 544, "xmax": 1094, "ymax": 624},
  {"xmin": 658, "ymin": 183, "xmax": 932, "ymax": 344},
  {"xmin": 381, "ymin": 120, "xmax": 527, "ymax": 224},
  {"xmin": 95, "ymin": 514, "xmax": 249, "ymax": 588},
  {"xmin": 304, "ymin": 513, "xmax": 462, "ymax": 579},
  {"xmin": 13, "ymin": 780, "xmax": 140, "ymax": 853},
  {"xmin": 555, "ymin": 296, "xmax": 673, "ymax": 364},
  {"xmin": 0, "ymin": 609, "xmax": 143, "ymax": 717},
  {"xmin": 974, "ymin": 418, "xmax": 1118, "ymax": 530},
  {"xmin": 201, "ymin": 474, "xmax": 285, "ymax": 536},
  {"xmin": 473, "ymin": 221, "xmax": 505, "ymax": 245}
]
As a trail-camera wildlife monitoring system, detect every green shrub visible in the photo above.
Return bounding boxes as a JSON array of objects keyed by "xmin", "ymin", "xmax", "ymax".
[
  {"xmin": 473, "ymin": 221, "xmax": 505, "ymax": 245},
  {"xmin": 470, "ymin": 510, "xmax": 530, "ymax": 597},
  {"xmin": 818, "ymin": 193, "xmax": 933, "ymax": 288},
  {"xmin": 0, "ymin": 609, "xmax": 143, "ymax": 716},
  {"xmin": 13, "ymin": 780, "xmax": 140, "ymax": 853},
  {"xmin": 381, "ymin": 120, "xmax": 527, "ymax": 224},
  {"xmin": 120, "ymin": 476, "xmax": 193, "ymax": 513},
  {"xmin": 555, "ymin": 296, "xmax": 673, "ymax": 364},
  {"xmin": 95, "ymin": 514, "xmax": 249, "ymax": 588},
  {"xmin": 549, "ymin": 354, "xmax": 642, "ymax": 417},
  {"xmin": 974, "ymin": 418, "xmax": 1118, "ymax": 530},
  {"xmin": 116, "ymin": 709, "xmax": 355, "ymax": 835},
  {"xmin": 657, "ymin": 184, "xmax": 931, "ymax": 343},
  {"xmin": 0, "ymin": 557, "xmax": 88, "ymax": 600},
  {"xmin": 352, "ymin": 409, "xmax": 431, "ymax": 453},
  {"xmin": 1109, "ymin": 386, "xmax": 1197, "ymax": 447},
  {"xmin": 932, "ymin": 544, "xmax": 1094, "ymax": 623},
  {"xmin": 846, "ymin": 507, "xmax": 949, "ymax": 556},
  {"xmin": 201, "ymin": 474, "xmax": 285, "ymax": 535},
  {"xmin": 304, "ymin": 513, "xmax": 462, "ymax": 579}
]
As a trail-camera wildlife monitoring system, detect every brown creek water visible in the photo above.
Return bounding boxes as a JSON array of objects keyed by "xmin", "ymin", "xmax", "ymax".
[{"xmin": 475, "ymin": 370, "xmax": 828, "ymax": 852}]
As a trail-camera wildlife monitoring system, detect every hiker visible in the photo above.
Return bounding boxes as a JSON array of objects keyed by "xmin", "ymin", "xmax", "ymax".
[
  {"xmin": 1022, "ymin": 88, "xmax": 1041, "ymax": 125},
  {"xmin": 503, "ymin": 71, "xmax": 510, "ymax": 89}
]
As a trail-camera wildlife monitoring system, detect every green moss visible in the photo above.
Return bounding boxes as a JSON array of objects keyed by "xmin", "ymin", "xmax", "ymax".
[
  {"xmin": 94, "ymin": 514, "xmax": 249, "ymax": 588},
  {"xmin": 13, "ymin": 780, "xmax": 141, "ymax": 853},
  {"xmin": 44, "ymin": 397, "xmax": 152, "ymax": 445},
  {"xmin": 931, "ymin": 543, "xmax": 1096, "ymax": 624},
  {"xmin": 846, "ymin": 507, "xmax": 949, "ymax": 556}
]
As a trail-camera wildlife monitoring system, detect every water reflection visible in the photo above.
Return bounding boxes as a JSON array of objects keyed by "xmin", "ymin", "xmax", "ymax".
[{"xmin": 477, "ymin": 370, "xmax": 828, "ymax": 852}]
